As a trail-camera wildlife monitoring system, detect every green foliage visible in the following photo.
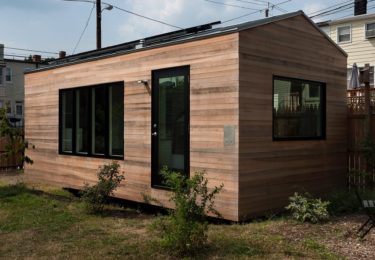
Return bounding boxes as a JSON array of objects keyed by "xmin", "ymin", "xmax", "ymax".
[
  {"xmin": 0, "ymin": 107, "xmax": 34, "ymax": 166},
  {"xmin": 286, "ymin": 192, "xmax": 330, "ymax": 224},
  {"xmin": 81, "ymin": 161, "xmax": 124, "ymax": 213},
  {"xmin": 153, "ymin": 167, "xmax": 223, "ymax": 256}
]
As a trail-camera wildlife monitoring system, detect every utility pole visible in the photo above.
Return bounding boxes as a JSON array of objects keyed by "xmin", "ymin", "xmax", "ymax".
[
  {"xmin": 96, "ymin": 0, "xmax": 101, "ymax": 49},
  {"xmin": 265, "ymin": 2, "xmax": 270, "ymax": 17}
]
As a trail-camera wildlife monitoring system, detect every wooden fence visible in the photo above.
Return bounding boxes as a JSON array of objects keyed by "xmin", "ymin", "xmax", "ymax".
[
  {"xmin": 0, "ymin": 136, "xmax": 23, "ymax": 172},
  {"xmin": 348, "ymin": 88, "xmax": 375, "ymax": 190}
]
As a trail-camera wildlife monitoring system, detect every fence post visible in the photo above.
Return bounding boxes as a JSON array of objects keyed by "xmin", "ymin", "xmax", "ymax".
[{"xmin": 363, "ymin": 64, "xmax": 371, "ymax": 138}]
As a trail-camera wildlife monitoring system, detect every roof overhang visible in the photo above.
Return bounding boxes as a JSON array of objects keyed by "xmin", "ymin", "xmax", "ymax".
[{"xmin": 25, "ymin": 10, "xmax": 347, "ymax": 74}]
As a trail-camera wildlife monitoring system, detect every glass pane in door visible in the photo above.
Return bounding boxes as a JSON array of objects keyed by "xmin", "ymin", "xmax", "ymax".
[
  {"xmin": 109, "ymin": 85, "xmax": 124, "ymax": 157},
  {"xmin": 157, "ymin": 75, "xmax": 186, "ymax": 182}
]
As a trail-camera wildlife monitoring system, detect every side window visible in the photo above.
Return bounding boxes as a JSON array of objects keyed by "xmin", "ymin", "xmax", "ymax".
[
  {"xmin": 365, "ymin": 22, "xmax": 375, "ymax": 39},
  {"xmin": 15, "ymin": 101, "xmax": 23, "ymax": 116},
  {"xmin": 59, "ymin": 82, "xmax": 124, "ymax": 158},
  {"xmin": 0, "ymin": 68, "xmax": 3, "ymax": 86},
  {"xmin": 337, "ymin": 25, "xmax": 351, "ymax": 43},
  {"xmin": 5, "ymin": 67, "xmax": 12, "ymax": 83},
  {"xmin": 273, "ymin": 76, "xmax": 326, "ymax": 140}
]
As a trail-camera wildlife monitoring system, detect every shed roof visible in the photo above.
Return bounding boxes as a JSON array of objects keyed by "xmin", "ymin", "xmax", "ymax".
[{"xmin": 26, "ymin": 10, "xmax": 347, "ymax": 74}]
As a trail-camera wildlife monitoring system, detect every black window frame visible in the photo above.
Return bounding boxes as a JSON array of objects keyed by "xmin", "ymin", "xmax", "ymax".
[
  {"xmin": 272, "ymin": 75, "xmax": 326, "ymax": 141},
  {"xmin": 58, "ymin": 81, "xmax": 124, "ymax": 159}
]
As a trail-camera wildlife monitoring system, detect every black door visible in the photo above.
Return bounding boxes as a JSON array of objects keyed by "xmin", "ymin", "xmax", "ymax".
[{"xmin": 151, "ymin": 66, "xmax": 189, "ymax": 187}]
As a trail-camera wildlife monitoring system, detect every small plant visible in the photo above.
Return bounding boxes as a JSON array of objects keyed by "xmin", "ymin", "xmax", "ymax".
[
  {"xmin": 152, "ymin": 167, "xmax": 223, "ymax": 256},
  {"xmin": 286, "ymin": 192, "xmax": 330, "ymax": 224},
  {"xmin": 81, "ymin": 161, "xmax": 124, "ymax": 213}
]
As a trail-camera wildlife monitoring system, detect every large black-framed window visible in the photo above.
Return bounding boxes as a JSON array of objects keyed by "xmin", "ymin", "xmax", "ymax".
[
  {"xmin": 59, "ymin": 82, "xmax": 124, "ymax": 158},
  {"xmin": 273, "ymin": 76, "xmax": 326, "ymax": 140}
]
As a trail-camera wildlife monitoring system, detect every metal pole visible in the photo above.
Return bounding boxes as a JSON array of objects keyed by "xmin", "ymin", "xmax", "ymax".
[{"xmin": 96, "ymin": 0, "xmax": 101, "ymax": 49}]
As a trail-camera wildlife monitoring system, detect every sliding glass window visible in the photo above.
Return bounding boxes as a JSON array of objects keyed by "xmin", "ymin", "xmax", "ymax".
[
  {"xmin": 76, "ymin": 88, "xmax": 90, "ymax": 154},
  {"xmin": 59, "ymin": 82, "xmax": 124, "ymax": 158},
  {"xmin": 273, "ymin": 76, "xmax": 325, "ymax": 140}
]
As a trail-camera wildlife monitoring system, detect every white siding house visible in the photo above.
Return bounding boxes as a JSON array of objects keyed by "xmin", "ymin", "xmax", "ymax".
[{"xmin": 318, "ymin": 13, "xmax": 375, "ymax": 87}]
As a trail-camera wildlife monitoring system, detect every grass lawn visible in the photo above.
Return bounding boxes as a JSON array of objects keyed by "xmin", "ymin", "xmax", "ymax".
[{"xmin": 0, "ymin": 180, "xmax": 374, "ymax": 259}]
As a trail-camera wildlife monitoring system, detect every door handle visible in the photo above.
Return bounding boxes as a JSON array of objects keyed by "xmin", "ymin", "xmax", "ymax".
[{"xmin": 152, "ymin": 132, "xmax": 158, "ymax": 136}]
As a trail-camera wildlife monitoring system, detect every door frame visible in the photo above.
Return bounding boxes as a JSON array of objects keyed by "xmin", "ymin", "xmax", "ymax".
[{"xmin": 151, "ymin": 65, "xmax": 190, "ymax": 188}]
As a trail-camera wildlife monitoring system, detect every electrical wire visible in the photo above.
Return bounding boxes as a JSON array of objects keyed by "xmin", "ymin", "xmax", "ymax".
[
  {"xmin": 221, "ymin": 0, "xmax": 291, "ymax": 24},
  {"xmin": 310, "ymin": 0, "xmax": 375, "ymax": 19},
  {"xmin": 230, "ymin": 0, "xmax": 269, "ymax": 6},
  {"xmin": 72, "ymin": 2, "xmax": 95, "ymax": 54},
  {"xmin": 307, "ymin": 0, "xmax": 352, "ymax": 16},
  {"xmin": 111, "ymin": 5, "xmax": 183, "ymax": 29},
  {"xmin": 335, "ymin": 4, "xmax": 375, "ymax": 20},
  {"xmin": 63, "ymin": 0, "xmax": 183, "ymax": 29},
  {"xmin": 309, "ymin": 2, "xmax": 355, "ymax": 19},
  {"xmin": 4, "ymin": 47, "xmax": 58, "ymax": 55},
  {"xmin": 203, "ymin": 0, "xmax": 261, "ymax": 10}
]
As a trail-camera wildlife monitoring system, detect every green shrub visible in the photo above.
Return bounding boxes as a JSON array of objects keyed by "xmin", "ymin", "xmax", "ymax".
[
  {"xmin": 153, "ymin": 168, "xmax": 223, "ymax": 256},
  {"xmin": 81, "ymin": 161, "xmax": 124, "ymax": 213},
  {"xmin": 286, "ymin": 192, "xmax": 330, "ymax": 224}
]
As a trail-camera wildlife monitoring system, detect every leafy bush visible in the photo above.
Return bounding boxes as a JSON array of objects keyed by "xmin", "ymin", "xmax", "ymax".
[
  {"xmin": 0, "ymin": 107, "xmax": 34, "ymax": 167},
  {"xmin": 286, "ymin": 192, "xmax": 330, "ymax": 224},
  {"xmin": 153, "ymin": 168, "xmax": 223, "ymax": 256},
  {"xmin": 81, "ymin": 161, "xmax": 124, "ymax": 213}
]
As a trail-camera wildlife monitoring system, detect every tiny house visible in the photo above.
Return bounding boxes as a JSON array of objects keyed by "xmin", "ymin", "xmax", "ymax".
[{"xmin": 25, "ymin": 11, "xmax": 347, "ymax": 221}]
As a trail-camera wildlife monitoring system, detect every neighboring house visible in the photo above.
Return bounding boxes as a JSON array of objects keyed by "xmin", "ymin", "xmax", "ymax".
[
  {"xmin": 0, "ymin": 45, "xmax": 43, "ymax": 127},
  {"xmin": 317, "ymin": 0, "xmax": 375, "ymax": 88},
  {"xmin": 24, "ymin": 11, "xmax": 347, "ymax": 221}
]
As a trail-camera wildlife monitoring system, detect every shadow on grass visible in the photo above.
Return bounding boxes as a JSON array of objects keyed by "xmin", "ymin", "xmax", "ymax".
[{"xmin": 0, "ymin": 183, "xmax": 74, "ymax": 203}]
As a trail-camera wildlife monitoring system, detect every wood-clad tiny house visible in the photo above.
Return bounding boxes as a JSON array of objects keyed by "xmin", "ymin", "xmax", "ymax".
[{"xmin": 24, "ymin": 11, "xmax": 347, "ymax": 221}]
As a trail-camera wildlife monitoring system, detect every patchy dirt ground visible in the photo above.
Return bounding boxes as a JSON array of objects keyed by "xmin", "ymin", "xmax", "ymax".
[
  {"xmin": 268, "ymin": 214, "xmax": 375, "ymax": 260},
  {"xmin": 0, "ymin": 171, "xmax": 26, "ymax": 184}
]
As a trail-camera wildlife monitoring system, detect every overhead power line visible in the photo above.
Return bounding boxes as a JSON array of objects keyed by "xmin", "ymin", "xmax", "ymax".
[
  {"xmin": 203, "ymin": 0, "xmax": 262, "ymax": 10},
  {"xmin": 307, "ymin": 0, "xmax": 352, "ymax": 16},
  {"xmin": 72, "ymin": 2, "xmax": 96, "ymax": 54},
  {"xmin": 230, "ymin": 0, "xmax": 269, "ymax": 6},
  {"xmin": 221, "ymin": 0, "xmax": 291, "ymax": 24},
  {"xmin": 309, "ymin": 0, "xmax": 375, "ymax": 19},
  {"xmin": 111, "ymin": 4, "xmax": 183, "ymax": 29},
  {"xmin": 4, "ymin": 47, "xmax": 58, "ymax": 55},
  {"xmin": 63, "ymin": 0, "xmax": 182, "ymax": 30},
  {"xmin": 309, "ymin": 2, "xmax": 354, "ymax": 19}
]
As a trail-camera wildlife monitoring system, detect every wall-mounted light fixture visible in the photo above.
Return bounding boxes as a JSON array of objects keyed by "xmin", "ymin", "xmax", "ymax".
[{"xmin": 137, "ymin": 80, "xmax": 148, "ymax": 85}]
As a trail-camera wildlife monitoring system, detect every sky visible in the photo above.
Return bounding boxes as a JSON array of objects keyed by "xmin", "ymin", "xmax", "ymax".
[{"xmin": 0, "ymin": 0, "xmax": 358, "ymax": 58}]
